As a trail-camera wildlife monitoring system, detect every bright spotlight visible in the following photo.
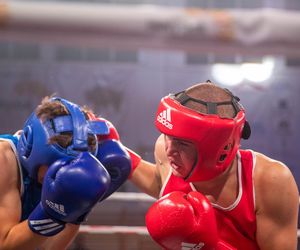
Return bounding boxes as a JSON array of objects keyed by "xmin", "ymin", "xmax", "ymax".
[
  {"xmin": 241, "ymin": 57, "xmax": 274, "ymax": 82},
  {"xmin": 211, "ymin": 57, "xmax": 275, "ymax": 86},
  {"xmin": 211, "ymin": 64, "xmax": 243, "ymax": 86}
]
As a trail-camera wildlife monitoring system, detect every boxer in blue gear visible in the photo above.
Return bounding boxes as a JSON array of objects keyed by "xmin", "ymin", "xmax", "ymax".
[{"xmin": 0, "ymin": 96, "xmax": 116, "ymax": 249}]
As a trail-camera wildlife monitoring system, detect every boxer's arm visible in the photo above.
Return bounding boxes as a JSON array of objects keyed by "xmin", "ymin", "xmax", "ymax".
[
  {"xmin": 130, "ymin": 159, "xmax": 161, "ymax": 199},
  {"xmin": 0, "ymin": 143, "xmax": 47, "ymax": 249},
  {"xmin": 39, "ymin": 224, "xmax": 79, "ymax": 250},
  {"xmin": 255, "ymin": 154, "xmax": 299, "ymax": 250},
  {"xmin": 130, "ymin": 134, "xmax": 166, "ymax": 199}
]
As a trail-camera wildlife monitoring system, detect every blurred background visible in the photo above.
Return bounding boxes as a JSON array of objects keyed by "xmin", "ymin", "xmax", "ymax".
[{"xmin": 0, "ymin": 0, "xmax": 299, "ymax": 249}]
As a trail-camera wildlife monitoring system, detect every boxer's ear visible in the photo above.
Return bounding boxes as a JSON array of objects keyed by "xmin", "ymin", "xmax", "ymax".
[{"xmin": 242, "ymin": 121, "xmax": 251, "ymax": 140}]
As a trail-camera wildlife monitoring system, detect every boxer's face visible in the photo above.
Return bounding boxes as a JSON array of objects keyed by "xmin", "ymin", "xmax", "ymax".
[{"xmin": 164, "ymin": 135, "xmax": 197, "ymax": 178}]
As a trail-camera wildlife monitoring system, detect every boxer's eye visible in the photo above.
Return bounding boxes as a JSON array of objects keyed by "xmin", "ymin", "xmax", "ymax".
[{"xmin": 179, "ymin": 142, "xmax": 194, "ymax": 149}]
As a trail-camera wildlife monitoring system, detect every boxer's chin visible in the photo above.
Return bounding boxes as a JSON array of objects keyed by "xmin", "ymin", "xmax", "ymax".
[{"xmin": 170, "ymin": 163, "xmax": 186, "ymax": 178}]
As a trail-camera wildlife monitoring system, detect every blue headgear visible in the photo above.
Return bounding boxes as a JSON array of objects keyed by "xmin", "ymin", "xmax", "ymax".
[{"xmin": 17, "ymin": 97, "xmax": 109, "ymax": 180}]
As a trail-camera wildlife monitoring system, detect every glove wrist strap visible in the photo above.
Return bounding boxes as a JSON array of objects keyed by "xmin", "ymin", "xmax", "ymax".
[{"xmin": 28, "ymin": 202, "xmax": 65, "ymax": 236}]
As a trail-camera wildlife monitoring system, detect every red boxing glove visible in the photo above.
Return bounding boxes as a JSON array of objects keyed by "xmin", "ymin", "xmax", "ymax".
[
  {"xmin": 87, "ymin": 112, "xmax": 120, "ymax": 140},
  {"xmin": 87, "ymin": 112, "xmax": 141, "ymax": 177},
  {"xmin": 146, "ymin": 191, "xmax": 236, "ymax": 250},
  {"xmin": 217, "ymin": 241, "xmax": 237, "ymax": 250}
]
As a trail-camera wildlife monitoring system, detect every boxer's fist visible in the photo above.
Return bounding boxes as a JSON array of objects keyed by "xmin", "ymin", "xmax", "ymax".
[
  {"xmin": 96, "ymin": 139, "xmax": 131, "ymax": 201},
  {"xmin": 146, "ymin": 191, "xmax": 219, "ymax": 250},
  {"xmin": 87, "ymin": 112, "xmax": 120, "ymax": 141},
  {"xmin": 28, "ymin": 152, "xmax": 110, "ymax": 236},
  {"xmin": 88, "ymin": 113, "xmax": 141, "ymax": 179}
]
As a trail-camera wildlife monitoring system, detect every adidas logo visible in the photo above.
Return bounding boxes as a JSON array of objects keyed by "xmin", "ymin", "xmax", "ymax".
[
  {"xmin": 29, "ymin": 218, "xmax": 64, "ymax": 235},
  {"xmin": 157, "ymin": 108, "xmax": 173, "ymax": 129},
  {"xmin": 181, "ymin": 242, "xmax": 205, "ymax": 250},
  {"xmin": 46, "ymin": 200, "xmax": 67, "ymax": 216}
]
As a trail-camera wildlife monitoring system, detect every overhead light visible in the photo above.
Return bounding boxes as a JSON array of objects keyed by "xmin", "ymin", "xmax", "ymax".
[
  {"xmin": 241, "ymin": 57, "xmax": 275, "ymax": 82},
  {"xmin": 211, "ymin": 63, "xmax": 243, "ymax": 86},
  {"xmin": 211, "ymin": 56, "xmax": 275, "ymax": 86}
]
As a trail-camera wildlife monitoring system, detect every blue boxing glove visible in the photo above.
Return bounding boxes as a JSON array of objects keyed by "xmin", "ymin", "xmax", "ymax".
[
  {"xmin": 96, "ymin": 139, "xmax": 131, "ymax": 201},
  {"xmin": 28, "ymin": 152, "xmax": 110, "ymax": 236}
]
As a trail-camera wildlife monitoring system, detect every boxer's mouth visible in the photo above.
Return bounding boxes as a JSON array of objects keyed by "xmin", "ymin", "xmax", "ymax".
[{"xmin": 170, "ymin": 161, "xmax": 182, "ymax": 170}]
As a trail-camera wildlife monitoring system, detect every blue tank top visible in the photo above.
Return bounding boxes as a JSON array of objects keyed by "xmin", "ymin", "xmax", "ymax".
[{"xmin": 0, "ymin": 134, "xmax": 41, "ymax": 221}]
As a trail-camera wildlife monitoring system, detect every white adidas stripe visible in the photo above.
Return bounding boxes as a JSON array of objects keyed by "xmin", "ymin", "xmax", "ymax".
[
  {"xmin": 32, "ymin": 222, "xmax": 60, "ymax": 230},
  {"xmin": 29, "ymin": 218, "xmax": 53, "ymax": 225},
  {"xmin": 40, "ymin": 225, "xmax": 65, "ymax": 235},
  {"xmin": 166, "ymin": 108, "xmax": 171, "ymax": 122},
  {"xmin": 159, "ymin": 108, "xmax": 171, "ymax": 121}
]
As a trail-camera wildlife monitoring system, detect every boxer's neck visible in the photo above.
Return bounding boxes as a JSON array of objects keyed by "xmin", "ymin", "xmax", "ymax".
[{"xmin": 192, "ymin": 156, "xmax": 238, "ymax": 205}]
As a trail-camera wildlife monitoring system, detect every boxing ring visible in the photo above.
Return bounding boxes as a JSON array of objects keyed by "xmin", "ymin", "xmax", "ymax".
[{"xmin": 0, "ymin": 1, "xmax": 299, "ymax": 249}]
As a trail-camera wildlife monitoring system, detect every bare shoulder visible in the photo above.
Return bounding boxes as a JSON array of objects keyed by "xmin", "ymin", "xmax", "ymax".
[
  {"xmin": 253, "ymin": 151, "xmax": 299, "ymax": 213},
  {"xmin": 0, "ymin": 141, "xmax": 23, "ymax": 243},
  {"xmin": 0, "ymin": 141, "xmax": 19, "ymax": 193},
  {"xmin": 254, "ymin": 151, "xmax": 296, "ymax": 188},
  {"xmin": 154, "ymin": 134, "xmax": 170, "ymax": 180},
  {"xmin": 253, "ymin": 152, "xmax": 298, "ymax": 249},
  {"xmin": 154, "ymin": 134, "xmax": 166, "ymax": 163}
]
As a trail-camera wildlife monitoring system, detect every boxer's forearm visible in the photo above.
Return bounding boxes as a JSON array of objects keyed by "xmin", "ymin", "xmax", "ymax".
[
  {"xmin": 38, "ymin": 224, "xmax": 79, "ymax": 250},
  {"xmin": 0, "ymin": 220, "xmax": 46, "ymax": 250},
  {"xmin": 130, "ymin": 159, "xmax": 161, "ymax": 199}
]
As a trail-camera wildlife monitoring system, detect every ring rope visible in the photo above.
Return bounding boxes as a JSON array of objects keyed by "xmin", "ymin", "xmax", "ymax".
[
  {"xmin": 107, "ymin": 192, "xmax": 156, "ymax": 202},
  {"xmin": 79, "ymin": 225, "xmax": 149, "ymax": 235}
]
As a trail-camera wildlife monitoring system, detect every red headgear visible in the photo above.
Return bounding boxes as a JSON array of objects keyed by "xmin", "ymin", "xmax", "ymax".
[{"xmin": 155, "ymin": 90, "xmax": 250, "ymax": 182}]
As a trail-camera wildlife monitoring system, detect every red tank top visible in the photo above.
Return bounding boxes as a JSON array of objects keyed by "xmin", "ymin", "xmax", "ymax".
[{"xmin": 160, "ymin": 150, "xmax": 259, "ymax": 250}]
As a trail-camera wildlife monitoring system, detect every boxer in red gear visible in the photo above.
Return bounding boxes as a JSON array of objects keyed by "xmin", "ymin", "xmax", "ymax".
[
  {"xmin": 146, "ymin": 191, "xmax": 236, "ymax": 250},
  {"xmin": 127, "ymin": 81, "xmax": 299, "ymax": 250}
]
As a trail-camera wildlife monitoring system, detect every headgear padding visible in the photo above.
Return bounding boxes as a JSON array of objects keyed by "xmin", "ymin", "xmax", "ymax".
[{"xmin": 17, "ymin": 97, "xmax": 109, "ymax": 180}]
